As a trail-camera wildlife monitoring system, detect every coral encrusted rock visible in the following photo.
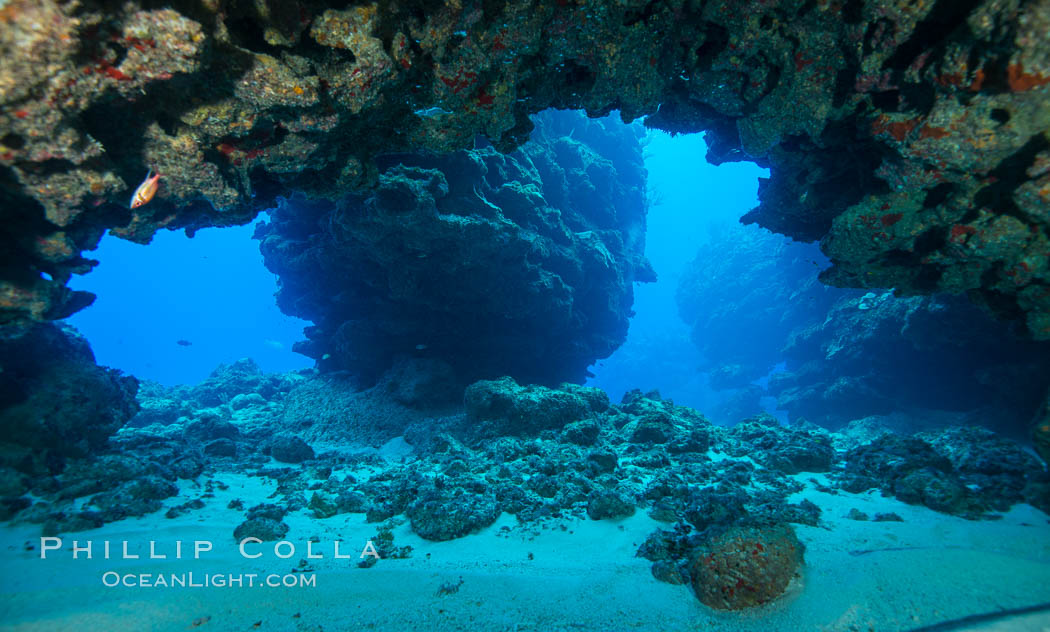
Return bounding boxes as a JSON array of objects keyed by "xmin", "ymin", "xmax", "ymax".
[
  {"xmin": 464, "ymin": 376, "xmax": 609, "ymax": 436},
  {"xmin": 406, "ymin": 489, "xmax": 501, "ymax": 541},
  {"xmin": 1033, "ymin": 388, "xmax": 1050, "ymax": 466},
  {"xmin": 676, "ymin": 225, "xmax": 842, "ymax": 389},
  {"xmin": 723, "ymin": 414, "xmax": 835, "ymax": 474},
  {"xmin": 690, "ymin": 524, "xmax": 804, "ymax": 610},
  {"xmin": 4, "ymin": 0, "xmax": 1049, "ymax": 349},
  {"xmin": 233, "ymin": 518, "xmax": 289, "ymax": 542},
  {"xmin": 678, "ymin": 225, "xmax": 1050, "ymax": 433}
]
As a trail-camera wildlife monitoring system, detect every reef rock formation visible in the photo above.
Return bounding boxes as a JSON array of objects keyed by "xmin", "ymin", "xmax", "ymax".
[
  {"xmin": 256, "ymin": 111, "xmax": 651, "ymax": 385},
  {"xmin": 676, "ymin": 224, "xmax": 844, "ymax": 389},
  {"xmin": 1035, "ymin": 388, "xmax": 1050, "ymax": 465},
  {"xmin": 0, "ymin": 322, "xmax": 138, "ymax": 478},
  {"xmin": 723, "ymin": 414, "xmax": 835, "ymax": 475},
  {"xmin": 839, "ymin": 428, "xmax": 1048, "ymax": 516},
  {"xmin": 2, "ymin": 0, "xmax": 1049, "ymax": 345},
  {"xmin": 465, "ymin": 376, "xmax": 611, "ymax": 437},
  {"xmin": 3, "ymin": 362, "xmax": 1045, "ymax": 563},
  {"xmin": 771, "ymin": 292, "xmax": 1050, "ymax": 431},
  {"xmin": 678, "ymin": 225, "xmax": 1050, "ymax": 433}
]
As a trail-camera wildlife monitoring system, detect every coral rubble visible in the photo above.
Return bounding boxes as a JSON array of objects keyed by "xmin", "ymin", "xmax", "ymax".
[
  {"xmin": 1, "ymin": 362, "xmax": 1047, "ymax": 607},
  {"xmin": 2, "ymin": 0, "xmax": 1049, "ymax": 344},
  {"xmin": 840, "ymin": 428, "xmax": 1049, "ymax": 516}
]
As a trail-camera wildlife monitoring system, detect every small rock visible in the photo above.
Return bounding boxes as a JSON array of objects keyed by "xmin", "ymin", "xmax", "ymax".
[
  {"xmin": 230, "ymin": 393, "xmax": 266, "ymax": 410},
  {"xmin": 846, "ymin": 508, "xmax": 869, "ymax": 521},
  {"xmin": 184, "ymin": 416, "xmax": 239, "ymax": 441},
  {"xmin": 586, "ymin": 449, "xmax": 618, "ymax": 473},
  {"xmin": 563, "ymin": 419, "xmax": 601, "ymax": 446},
  {"xmin": 586, "ymin": 490, "xmax": 635, "ymax": 520},
  {"xmin": 233, "ymin": 518, "xmax": 289, "ymax": 542},
  {"xmin": 651, "ymin": 559, "xmax": 688, "ymax": 584},
  {"xmin": 271, "ymin": 434, "xmax": 315, "ymax": 464},
  {"xmin": 407, "ymin": 490, "xmax": 499, "ymax": 541}
]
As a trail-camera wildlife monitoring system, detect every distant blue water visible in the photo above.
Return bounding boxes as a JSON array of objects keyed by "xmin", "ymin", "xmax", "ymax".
[
  {"xmin": 586, "ymin": 130, "xmax": 768, "ymax": 410},
  {"xmin": 66, "ymin": 220, "xmax": 311, "ymax": 386}
]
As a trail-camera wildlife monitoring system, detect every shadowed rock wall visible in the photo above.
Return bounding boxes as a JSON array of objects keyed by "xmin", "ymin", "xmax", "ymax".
[
  {"xmin": 677, "ymin": 226, "xmax": 1050, "ymax": 433},
  {"xmin": 255, "ymin": 111, "xmax": 653, "ymax": 385},
  {"xmin": 1, "ymin": 0, "xmax": 1048, "ymax": 342},
  {"xmin": 0, "ymin": 323, "xmax": 139, "ymax": 477},
  {"xmin": 770, "ymin": 292, "xmax": 1050, "ymax": 432},
  {"xmin": 676, "ymin": 225, "xmax": 844, "ymax": 390}
]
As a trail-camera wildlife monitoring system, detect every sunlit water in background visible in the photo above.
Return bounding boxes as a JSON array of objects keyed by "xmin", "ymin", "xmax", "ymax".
[{"xmin": 68, "ymin": 220, "xmax": 311, "ymax": 386}]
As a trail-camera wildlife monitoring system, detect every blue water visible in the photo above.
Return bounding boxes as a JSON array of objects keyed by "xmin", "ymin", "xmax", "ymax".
[
  {"xmin": 67, "ymin": 220, "xmax": 311, "ymax": 386},
  {"xmin": 585, "ymin": 130, "xmax": 767, "ymax": 410}
]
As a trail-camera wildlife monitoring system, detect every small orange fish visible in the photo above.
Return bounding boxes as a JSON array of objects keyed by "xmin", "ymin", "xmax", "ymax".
[{"xmin": 130, "ymin": 170, "xmax": 161, "ymax": 209}]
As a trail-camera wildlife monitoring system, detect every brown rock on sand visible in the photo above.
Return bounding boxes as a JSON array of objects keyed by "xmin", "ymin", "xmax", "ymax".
[{"xmin": 691, "ymin": 523, "xmax": 804, "ymax": 610}]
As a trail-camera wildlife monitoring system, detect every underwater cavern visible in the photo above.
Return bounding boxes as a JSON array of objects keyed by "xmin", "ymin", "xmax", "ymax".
[{"xmin": 1, "ymin": 0, "xmax": 1050, "ymax": 630}]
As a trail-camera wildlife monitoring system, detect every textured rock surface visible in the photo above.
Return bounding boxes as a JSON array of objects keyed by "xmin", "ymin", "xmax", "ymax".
[
  {"xmin": 0, "ymin": 322, "xmax": 138, "ymax": 477},
  {"xmin": 1035, "ymin": 389, "xmax": 1050, "ymax": 465},
  {"xmin": 277, "ymin": 372, "xmax": 434, "ymax": 448},
  {"xmin": 465, "ymin": 376, "xmax": 609, "ymax": 436},
  {"xmin": 772, "ymin": 292, "xmax": 1050, "ymax": 431},
  {"xmin": 269, "ymin": 434, "xmax": 315, "ymax": 464},
  {"xmin": 3, "ymin": 0, "xmax": 1049, "ymax": 343},
  {"xmin": 233, "ymin": 517, "xmax": 289, "ymax": 542},
  {"xmin": 677, "ymin": 225, "xmax": 843, "ymax": 389},
  {"xmin": 723, "ymin": 414, "xmax": 835, "ymax": 475},
  {"xmin": 257, "ymin": 111, "xmax": 651, "ymax": 384},
  {"xmin": 839, "ymin": 430, "xmax": 1048, "ymax": 516},
  {"xmin": 406, "ymin": 489, "xmax": 500, "ymax": 541},
  {"xmin": 690, "ymin": 524, "xmax": 803, "ymax": 610},
  {"xmin": 678, "ymin": 225, "xmax": 1050, "ymax": 432},
  {"xmin": 2, "ymin": 363, "xmax": 1045, "ymax": 546}
]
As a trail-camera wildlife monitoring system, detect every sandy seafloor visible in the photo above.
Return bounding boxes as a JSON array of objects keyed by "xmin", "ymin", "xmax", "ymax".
[{"xmin": 1, "ymin": 469, "xmax": 1048, "ymax": 632}]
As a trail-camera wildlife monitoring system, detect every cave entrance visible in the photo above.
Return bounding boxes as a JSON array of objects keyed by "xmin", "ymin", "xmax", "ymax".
[{"xmin": 66, "ymin": 219, "xmax": 310, "ymax": 386}]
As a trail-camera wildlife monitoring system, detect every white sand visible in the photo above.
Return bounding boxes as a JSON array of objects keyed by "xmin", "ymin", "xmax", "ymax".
[{"xmin": 1, "ymin": 471, "xmax": 1048, "ymax": 632}]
